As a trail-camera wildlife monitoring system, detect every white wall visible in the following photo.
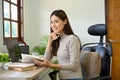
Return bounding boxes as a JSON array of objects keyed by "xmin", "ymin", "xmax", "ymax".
[
  {"xmin": 0, "ymin": 0, "xmax": 8, "ymax": 52},
  {"xmin": 0, "ymin": 0, "xmax": 105, "ymax": 53},
  {"xmin": 24, "ymin": 0, "xmax": 105, "ymax": 52}
]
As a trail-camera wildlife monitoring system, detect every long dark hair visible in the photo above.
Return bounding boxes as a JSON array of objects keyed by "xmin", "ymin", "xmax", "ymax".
[{"xmin": 50, "ymin": 9, "xmax": 75, "ymax": 56}]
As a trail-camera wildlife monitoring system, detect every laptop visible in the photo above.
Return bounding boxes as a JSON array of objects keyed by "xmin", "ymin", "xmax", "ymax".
[{"xmin": 5, "ymin": 39, "xmax": 22, "ymax": 62}]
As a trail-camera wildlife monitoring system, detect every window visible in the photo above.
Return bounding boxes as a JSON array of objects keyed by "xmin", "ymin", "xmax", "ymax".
[{"xmin": 2, "ymin": 0, "xmax": 24, "ymax": 44}]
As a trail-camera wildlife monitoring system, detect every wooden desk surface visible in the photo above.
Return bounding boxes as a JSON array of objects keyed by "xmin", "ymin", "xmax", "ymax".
[{"xmin": 0, "ymin": 67, "xmax": 47, "ymax": 80}]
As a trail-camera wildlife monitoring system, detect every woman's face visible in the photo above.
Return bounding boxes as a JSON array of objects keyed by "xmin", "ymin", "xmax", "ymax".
[{"xmin": 50, "ymin": 15, "xmax": 67, "ymax": 33}]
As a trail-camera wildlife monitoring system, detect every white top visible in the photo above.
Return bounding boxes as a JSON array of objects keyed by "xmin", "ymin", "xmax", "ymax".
[{"xmin": 44, "ymin": 33, "xmax": 83, "ymax": 79}]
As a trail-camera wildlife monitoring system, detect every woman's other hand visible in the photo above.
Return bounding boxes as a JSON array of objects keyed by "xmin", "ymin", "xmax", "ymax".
[{"xmin": 32, "ymin": 58, "xmax": 52, "ymax": 68}]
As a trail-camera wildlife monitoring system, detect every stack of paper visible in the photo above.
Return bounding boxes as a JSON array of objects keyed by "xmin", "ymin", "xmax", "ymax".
[{"xmin": 8, "ymin": 62, "xmax": 37, "ymax": 71}]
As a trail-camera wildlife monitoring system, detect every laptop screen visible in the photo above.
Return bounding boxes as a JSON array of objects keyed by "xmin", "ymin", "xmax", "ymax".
[{"xmin": 4, "ymin": 39, "xmax": 22, "ymax": 62}]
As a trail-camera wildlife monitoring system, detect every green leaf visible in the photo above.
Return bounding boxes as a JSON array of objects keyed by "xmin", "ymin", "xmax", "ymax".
[
  {"xmin": 32, "ymin": 35, "xmax": 48, "ymax": 55},
  {"xmin": 0, "ymin": 53, "xmax": 10, "ymax": 62}
]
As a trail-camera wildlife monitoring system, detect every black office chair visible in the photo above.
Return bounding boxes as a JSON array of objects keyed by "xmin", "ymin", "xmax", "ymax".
[{"xmin": 80, "ymin": 24, "xmax": 112, "ymax": 80}]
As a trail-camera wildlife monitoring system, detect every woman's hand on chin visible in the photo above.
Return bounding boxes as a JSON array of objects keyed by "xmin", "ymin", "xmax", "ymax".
[{"xmin": 50, "ymin": 32, "xmax": 60, "ymax": 41}]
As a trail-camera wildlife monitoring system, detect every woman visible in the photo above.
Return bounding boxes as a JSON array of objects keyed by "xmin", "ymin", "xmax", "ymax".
[{"xmin": 33, "ymin": 9, "xmax": 83, "ymax": 80}]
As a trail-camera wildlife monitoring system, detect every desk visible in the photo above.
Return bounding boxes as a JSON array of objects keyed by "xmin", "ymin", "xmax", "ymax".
[{"xmin": 0, "ymin": 67, "xmax": 49, "ymax": 80}]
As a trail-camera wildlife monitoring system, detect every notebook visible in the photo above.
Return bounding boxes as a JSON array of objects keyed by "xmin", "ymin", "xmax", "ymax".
[
  {"xmin": 21, "ymin": 54, "xmax": 44, "ymax": 63},
  {"xmin": 7, "ymin": 62, "xmax": 37, "ymax": 71}
]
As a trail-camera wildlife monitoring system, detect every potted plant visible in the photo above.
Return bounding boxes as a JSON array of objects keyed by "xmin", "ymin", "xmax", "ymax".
[
  {"xmin": 32, "ymin": 35, "xmax": 49, "ymax": 55},
  {"xmin": 8, "ymin": 44, "xmax": 22, "ymax": 62},
  {"xmin": 0, "ymin": 52, "xmax": 10, "ymax": 67}
]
